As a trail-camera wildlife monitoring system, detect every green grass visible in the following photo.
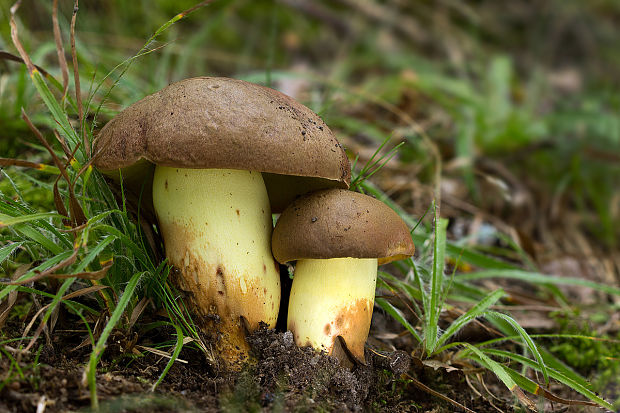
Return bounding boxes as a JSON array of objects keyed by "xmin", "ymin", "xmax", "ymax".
[
  {"xmin": 1, "ymin": 0, "xmax": 619, "ymax": 411},
  {"xmin": 372, "ymin": 197, "xmax": 615, "ymax": 409},
  {"xmin": 1, "ymin": 1, "xmax": 213, "ymax": 408}
]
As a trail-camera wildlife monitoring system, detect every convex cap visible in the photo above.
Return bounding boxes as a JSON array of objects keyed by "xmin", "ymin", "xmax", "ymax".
[
  {"xmin": 272, "ymin": 189, "xmax": 415, "ymax": 264},
  {"xmin": 93, "ymin": 77, "xmax": 351, "ymax": 211}
]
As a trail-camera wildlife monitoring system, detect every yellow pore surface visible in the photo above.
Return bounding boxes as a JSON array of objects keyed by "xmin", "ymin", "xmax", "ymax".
[
  {"xmin": 153, "ymin": 167, "xmax": 281, "ymax": 331},
  {"xmin": 287, "ymin": 257, "xmax": 377, "ymax": 361}
]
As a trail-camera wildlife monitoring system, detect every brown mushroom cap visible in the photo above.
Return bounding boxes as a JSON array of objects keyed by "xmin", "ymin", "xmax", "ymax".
[
  {"xmin": 93, "ymin": 77, "xmax": 351, "ymax": 211},
  {"xmin": 272, "ymin": 189, "xmax": 415, "ymax": 264}
]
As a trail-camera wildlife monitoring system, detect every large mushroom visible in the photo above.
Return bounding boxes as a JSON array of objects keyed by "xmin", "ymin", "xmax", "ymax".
[
  {"xmin": 93, "ymin": 77, "xmax": 350, "ymax": 367},
  {"xmin": 272, "ymin": 189, "xmax": 414, "ymax": 365}
]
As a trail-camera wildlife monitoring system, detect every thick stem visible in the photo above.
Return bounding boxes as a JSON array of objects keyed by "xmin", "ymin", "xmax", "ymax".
[
  {"xmin": 287, "ymin": 257, "xmax": 377, "ymax": 364},
  {"xmin": 153, "ymin": 167, "xmax": 280, "ymax": 367}
]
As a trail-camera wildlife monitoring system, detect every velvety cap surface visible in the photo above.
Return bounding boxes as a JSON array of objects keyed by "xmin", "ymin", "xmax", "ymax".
[
  {"xmin": 93, "ymin": 77, "xmax": 351, "ymax": 210},
  {"xmin": 272, "ymin": 189, "xmax": 415, "ymax": 264}
]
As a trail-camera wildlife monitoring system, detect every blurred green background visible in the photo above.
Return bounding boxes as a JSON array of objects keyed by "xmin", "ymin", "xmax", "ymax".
[{"xmin": 1, "ymin": 0, "xmax": 619, "ymax": 256}]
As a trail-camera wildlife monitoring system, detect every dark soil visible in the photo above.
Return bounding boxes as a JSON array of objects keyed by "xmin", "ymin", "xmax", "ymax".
[{"xmin": 0, "ymin": 318, "xmax": 515, "ymax": 413}]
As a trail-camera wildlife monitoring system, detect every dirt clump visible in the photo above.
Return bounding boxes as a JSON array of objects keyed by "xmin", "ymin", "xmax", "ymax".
[{"xmin": 246, "ymin": 326, "xmax": 371, "ymax": 411}]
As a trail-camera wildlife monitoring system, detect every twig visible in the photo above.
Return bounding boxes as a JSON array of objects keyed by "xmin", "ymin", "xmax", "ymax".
[
  {"xmin": 5, "ymin": 248, "xmax": 79, "ymax": 286},
  {"xmin": 21, "ymin": 110, "xmax": 87, "ymax": 226},
  {"xmin": 404, "ymin": 372, "xmax": 477, "ymax": 413},
  {"xmin": 135, "ymin": 345, "xmax": 188, "ymax": 364},
  {"xmin": 70, "ymin": 0, "xmax": 87, "ymax": 157},
  {"xmin": 36, "ymin": 395, "xmax": 47, "ymax": 413},
  {"xmin": 52, "ymin": 0, "xmax": 69, "ymax": 100},
  {"xmin": 19, "ymin": 285, "xmax": 109, "ymax": 354},
  {"xmin": 9, "ymin": 1, "xmax": 35, "ymax": 74}
]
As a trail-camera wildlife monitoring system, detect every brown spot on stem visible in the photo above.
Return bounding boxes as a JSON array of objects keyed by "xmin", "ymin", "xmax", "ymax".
[
  {"xmin": 324, "ymin": 323, "xmax": 331, "ymax": 335},
  {"xmin": 328, "ymin": 298, "xmax": 373, "ymax": 364}
]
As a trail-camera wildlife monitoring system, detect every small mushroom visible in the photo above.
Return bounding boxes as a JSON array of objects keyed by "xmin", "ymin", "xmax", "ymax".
[
  {"xmin": 93, "ymin": 77, "xmax": 350, "ymax": 367},
  {"xmin": 272, "ymin": 189, "xmax": 414, "ymax": 365}
]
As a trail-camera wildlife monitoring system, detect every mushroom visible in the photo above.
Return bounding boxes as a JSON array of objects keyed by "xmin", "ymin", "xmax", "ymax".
[
  {"xmin": 93, "ymin": 77, "xmax": 350, "ymax": 367},
  {"xmin": 272, "ymin": 189, "xmax": 414, "ymax": 365}
]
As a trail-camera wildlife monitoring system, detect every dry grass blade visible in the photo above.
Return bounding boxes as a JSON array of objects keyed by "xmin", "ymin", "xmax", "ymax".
[
  {"xmin": 70, "ymin": 0, "xmax": 87, "ymax": 157},
  {"xmin": 0, "ymin": 290, "xmax": 18, "ymax": 328},
  {"xmin": 467, "ymin": 372, "xmax": 515, "ymax": 413},
  {"xmin": 52, "ymin": 0, "xmax": 69, "ymax": 100},
  {"xmin": 0, "ymin": 158, "xmax": 54, "ymax": 171},
  {"xmin": 0, "ymin": 264, "xmax": 30, "ymax": 328},
  {"xmin": 72, "ymin": 311, "xmax": 106, "ymax": 352},
  {"xmin": 21, "ymin": 110, "xmax": 87, "ymax": 226},
  {"xmin": 19, "ymin": 284, "xmax": 109, "ymax": 354},
  {"xmin": 21, "ymin": 111, "xmax": 70, "ymax": 183},
  {"xmin": 53, "ymin": 177, "xmax": 71, "ymax": 227},
  {"xmin": 36, "ymin": 395, "xmax": 47, "ymax": 413},
  {"xmin": 465, "ymin": 373, "xmax": 505, "ymax": 413},
  {"xmin": 135, "ymin": 345, "xmax": 188, "ymax": 364},
  {"xmin": 4, "ymin": 247, "xmax": 78, "ymax": 286},
  {"xmin": 0, "ymin": 51, "xmax": 52, "ymax": 77},
  {"xmin": 58, "ymin": 222, "xmax": 88, "ymax": 233},
  {"xmin": 533, "ymin": 385, "xmax": 600, "ymax": 407},
  {"xmin": 53, "ymin": 130, "xmax": 74, "ymax": 159},
  {"xmin": 8, "ymin": 2, "xmax": 35, "ymax": 74},
  {"xmin": 403, "ymin": 372, "xmax": 477, "ymax": 413},
  {"xmin": 62, "ymin": 144, "xmax": 88, "ymax": 227},
  {"xmin": 513, "ymin": 387, "xmax": 538, "ymax": 412},
  {"xmin": 379, "ymin": 278, "xmax": 422, "ymax": 323},
  {"xmin": 177, "ymin": 0, "xmax": 217, "ymax": 18},
  {"xmin": 74, "ymin": 153, "xmax": 99, "ymax": 182},
  {"xmin": 12, "ymin": 2, "xmax": 88, "ymax": 227},
  {"xmin": 128, "ymin": 297, "xmax": 151, "ymax": 330},
  {"xmin": 29, "ymin": 289, "xmax": 53, "ymax": 347},
  {"xmin": 476, "ymin": 372, "xmax": 507, "ymax": 404},
  {"xmin": 46, "ymin": 259, "xmax": 113, "ymax": 281}
]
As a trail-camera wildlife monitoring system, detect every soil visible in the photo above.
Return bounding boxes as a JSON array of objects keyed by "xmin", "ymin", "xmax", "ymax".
[{"xmin": 0, "ymin": 317, "xmax": 515, "ymax": 413}]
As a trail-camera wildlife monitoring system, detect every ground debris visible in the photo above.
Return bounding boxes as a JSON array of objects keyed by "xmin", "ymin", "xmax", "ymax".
[
  {"xmin": 246, "ymin": 326, "xmax": 371, "ymax": 411},
  {"xmin": 1, "ymin": 322, "xmax": 515, "ymax": 412}
]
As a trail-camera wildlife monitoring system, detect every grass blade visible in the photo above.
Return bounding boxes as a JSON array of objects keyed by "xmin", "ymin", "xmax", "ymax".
[
  {"xmin": 459, "ymin": 343, "xmax": 536, "ymax": 410},
  {"xmin": 434, "ymin": 289, "xmax": 505, "ymax": 351},
  {"xmin": 482, "ymin": 348, "xmax": 613, "ymax": 410},
  {"xmin": 0, "ymin": 250, "xmax": 74, "ymax": 301},
  {"xmin": 0, "ymin": 212, "xmax": 64, "ymax": 227},
  {"xmin": 9, "ymin": 225, "xmax": 64, "ymax": 255},
  {"xmin": 30, "ymin": 70, "xmax": 83, "ymax": 159},
  {"xmin": 73, "ymin": 236, "xmax": 115, "ymax": 273},
  {"xmin": 375, "ymin": 297, "xmax": 422, "ymax": 344},
  {"xmin": 503, "ymin": 365, "xmax": 604, "ymax": 408},
  {"xmin": 457, "ymin": 269, "xmax": 620, "ymax": 296},
  {"xmin": 150, "ymin": 323, "xmax": 185, "ymax": 391},
  {"xmin": 0, "ymin": 242, "xmax": 23, "ymax": 264},
  {"xmin": 485, "ymin": 311, "xmax": 549, "ymax": 385},
  {"xmin": 360, "ymin": 180, "xmax": 518, "ymax": 270},
  {"xmin": 86, "ymin": 270, "xmax": 145, "ymax": 409},
  {"xmin": 425, "ymin": 206, "xmax": 447, "ymax": 354}
]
